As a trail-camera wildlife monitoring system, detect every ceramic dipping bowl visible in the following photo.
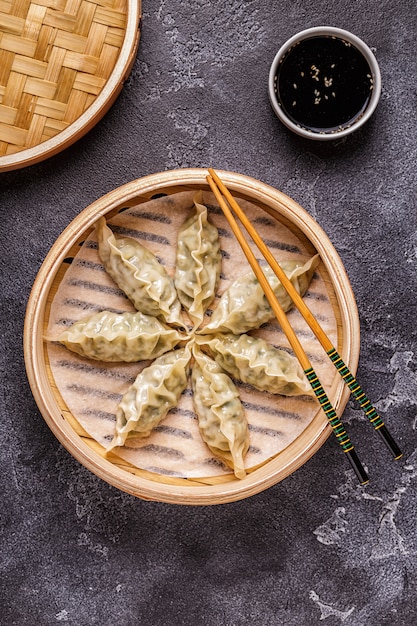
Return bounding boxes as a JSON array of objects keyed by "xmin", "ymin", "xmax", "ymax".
[{"xmin": 268, "ymin": 26, "xmax": 381, "ymax": 140}]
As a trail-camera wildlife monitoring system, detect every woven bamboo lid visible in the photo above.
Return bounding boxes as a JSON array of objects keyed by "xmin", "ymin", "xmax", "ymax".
[
  {"xmin": 0, "ymin": 0, "xmax": 141, "ymax": 171},
  {"xmin": 24, "ymin": 169, "xmax": 361, "ymax": 505}
]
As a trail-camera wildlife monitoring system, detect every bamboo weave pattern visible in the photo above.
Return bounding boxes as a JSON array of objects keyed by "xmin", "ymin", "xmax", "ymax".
[{"xmin": 0, "ymin": 0, "xmax": 128, "ymax": 156}]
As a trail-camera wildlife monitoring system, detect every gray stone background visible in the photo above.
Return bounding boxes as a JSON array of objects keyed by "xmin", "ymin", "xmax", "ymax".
[{"xmin": 1, "ymin": 1, "xmax": 417, "ymax": 624}]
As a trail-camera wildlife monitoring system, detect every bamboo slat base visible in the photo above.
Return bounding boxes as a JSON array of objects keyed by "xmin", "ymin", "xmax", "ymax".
[{"xmin": 24, "ymin": 169, "xmax": 360, "ymax": 505}]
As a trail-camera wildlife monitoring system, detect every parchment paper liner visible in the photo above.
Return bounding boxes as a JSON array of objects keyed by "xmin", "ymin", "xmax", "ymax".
[{"xmin": 46, "ymin": 191, "xmax": 337, "ymax": 478}]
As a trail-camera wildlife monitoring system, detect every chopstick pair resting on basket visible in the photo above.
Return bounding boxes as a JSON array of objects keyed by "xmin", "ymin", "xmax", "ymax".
[{"xmin": 206, "ymin": 168, "xmax": 402, "ymax": 484}]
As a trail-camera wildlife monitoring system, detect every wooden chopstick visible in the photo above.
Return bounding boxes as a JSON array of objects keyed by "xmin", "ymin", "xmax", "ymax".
[
  {"xmin": 207, "ymin": 168, "xmax": 402, "ymax": 467},
  {"xmin": 208, "ymin": 169, "xmax": 402, "ymax": 463},
  {"xmin": 206, "ymin": 170, "xmax": 369, "ymax": 485}
]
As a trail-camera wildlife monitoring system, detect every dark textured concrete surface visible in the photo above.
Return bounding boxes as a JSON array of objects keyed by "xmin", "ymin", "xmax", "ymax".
[{"xmin": 1, "ymin": 1, "xmax": 417, "ymax": 624}]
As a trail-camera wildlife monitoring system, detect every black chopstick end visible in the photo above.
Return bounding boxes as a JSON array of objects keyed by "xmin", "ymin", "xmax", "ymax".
[
  {"xmin": 346, "ymin": 448, "xmax": 369, "ymax": 485},
  {"xmin": 376, "ymin": 424, "xmax": 403, "ymax": 460}
]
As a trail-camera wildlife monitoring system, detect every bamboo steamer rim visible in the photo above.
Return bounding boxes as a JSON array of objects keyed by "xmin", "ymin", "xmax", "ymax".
[
  {"xmin": 0, "ymin": 0, "xmax": 141, "ymax": 172},
  {"xmin": 24, "ymin": 168, "xmax": 360, "ymax": 505}
]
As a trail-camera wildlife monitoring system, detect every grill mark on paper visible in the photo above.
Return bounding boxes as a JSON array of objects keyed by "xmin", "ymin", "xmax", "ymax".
[
  {"xmin": 129, "ymin": 210, "xmax": 173, "ymax": 224},
  {"xmin": 62, "ymin": 298, "xmax": 127, "ymax": 315},
  {"xmin": 111, "ymin": 224, "xmax": 171, "ymax": 245},
  {"xmin": 243, "ymin": 400, "xmax": 304, "ymax": 420},
  {"xmin": 74, "ymin": 258, "xmax": 105, "ymax": 271},
  {"xmin": 125, "ymin": 443, "xmax": 185, "ymax": 459},
  {"xmin": 154, "ymin": 424, "xmax": 193, "ymax": 439},
  {"xmin": 249, "ymin": 423, "xmax": 284, "ymax": 438},
  {"xmin": 56, "ymin": 359, "xmax": 136, "ymax": 382},
  {"xmin": 80, "ymin": 408, "xmax": 116, "ymax": 422},
  {"xmin": 66, "ymin": 383, "xmax": 123, "ymax": 402},
  {"xmin": 66, "ymin": 278, "xmax": 128, "ymax": 298}
]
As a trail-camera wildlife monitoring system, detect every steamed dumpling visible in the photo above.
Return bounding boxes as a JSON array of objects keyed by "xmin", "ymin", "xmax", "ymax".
[
  {"xmin": 108, "ymin": 345, "xmax": 192, "ymax": 450},
  {"xmin": 199, "ymin": 255, "xmax": 319, "ymax": 335},
  {"xmin": 95, "ymin": 217, "xmax": 184, "ymax": 328},
  {"xmin": 191, "ymin": 344, "xmax": 249, "ymax": 479},
  {"xmin": 174, "ymin": 192, "xmax": 221, "ymax": 326},
  {"xmin": 197, "ymin": 332, "xmax": 313, "ymax": 396},
  {"xmin": 51, "ymin": 310, "xmax": 185, "ymax": 362}
]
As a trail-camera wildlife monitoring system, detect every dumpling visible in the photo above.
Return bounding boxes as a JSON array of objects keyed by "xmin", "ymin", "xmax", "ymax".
[
  {"xmin": 174, "ymin": 192, "xmax": 221, "ymax": 326},
  {"xmin": 108, "ymin": 345, "xmax": 191, "ymax": 450},
  {"xmin": 50, "ymin": 310, "xmax": 186, "ymax": 362},
  {"xmin": 95, "ymin": 217, "xmax": 184, "ymax": 328},
  {"xmin": 191, "ymin": 344, "xmax": 249, "ymax": 479},
  {"xmin": 199, "ymin": 255, "xmax": 319, "ymax": 335},
  {"xmin": 197, "ymin": 332, "xmax": 313, "ymax": 396}
]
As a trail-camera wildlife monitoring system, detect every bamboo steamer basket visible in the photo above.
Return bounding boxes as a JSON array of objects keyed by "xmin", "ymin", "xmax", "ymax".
[
  {"xmin": 24, "ymin": 169, "xmax": 360, "ymax": 505},
  {"xmin": 0, "ymin": 0, "xmax": 141, "ymax": 171}
]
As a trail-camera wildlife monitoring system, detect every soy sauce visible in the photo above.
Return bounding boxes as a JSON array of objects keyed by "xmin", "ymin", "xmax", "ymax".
[{"xmin": 274, "ymin": 36, "xmax": 374, "ymax": 133}]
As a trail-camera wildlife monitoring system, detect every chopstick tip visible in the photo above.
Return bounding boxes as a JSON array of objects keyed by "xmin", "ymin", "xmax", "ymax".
[{"xmin": 346, "ymin": 448, "xmax": 369, "ymax": 485}]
